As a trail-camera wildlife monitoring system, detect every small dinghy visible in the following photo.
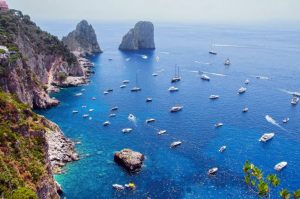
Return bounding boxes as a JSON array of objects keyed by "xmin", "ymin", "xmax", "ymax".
[
  {"xmin": 111, "ymin": 106, "xmax": 118, "ymax": 111},
  {"xmin": 274, "ymin": 161, "xmax": 287, "ymax": 171},
  {"xmin": 215, "ymin": 123, "xmax": 223, "ymax": 128},
  {"xmin": 146, "ymin": 118, "xmax": 155, "ymax": 123},
  {"xmin": 219, "ymin": 146, "xmax": 226, "ymax": 153},
  {"xmin": 158, "ymin": 130, "xmax": 167, "ymax": 135},
  {"xmin": 170, "ymin": 141, "xmax": 182, "ymax": 148},
  {"xmin": 242, "ymin": 107, "xmax": 249, "ymax": 113},
  {"xmin": 125, "ymin": 183, "xmax": 136, "ymax": 190},
  {"xmin": 152, "ymin": 73, "xmax": 158, "ymax": 77},
  {"xmin": 112, "ymin": 184, "xmax": 125, "ymax": 191},
  {"xmin": 259, "ymin": 133, "xmax": 275, "ymax": 142},
  {"xmin": 109, "ymin": 113, "xmax": 116, "ymax": 118},
  {"xmin": 72, "ymin": 110, "xmax": 79, "ymax": 114},
  {"xmin": 103, "ymin": 121, "xmax": 110, "ymax": 126},
  {"xmin": 122, "ymin": 128, "xmax": 133, "ymax": 133},
  {"xmin": 282, "ymin": 118, "xmax": 289, "ymax": 123},
  {"xmin": 208, "ymin": 167, "xmax": 218, "ymax": 175}
]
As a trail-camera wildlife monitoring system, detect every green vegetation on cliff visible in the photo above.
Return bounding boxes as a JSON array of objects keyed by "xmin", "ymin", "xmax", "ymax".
[{"xmin": 0, "ymin": 90, "xmax": 53, "ymax": 198}]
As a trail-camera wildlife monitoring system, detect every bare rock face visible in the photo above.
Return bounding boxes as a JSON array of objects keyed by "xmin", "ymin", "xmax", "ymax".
[
  {"xmin": 62, "ymin": 20, "xmax": 102, "ymax": 56},
  {"xmin": 114, "ymin": 149, "xmax": 144, "ymax": 172},
  {"xmin": 119, "ymin": 21, "xmax": 155, "ymax": 51}
]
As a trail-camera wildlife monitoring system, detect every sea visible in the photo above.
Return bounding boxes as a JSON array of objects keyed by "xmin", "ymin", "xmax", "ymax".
[{"xmin": 36, "ymin": 22, "xmax": 300, "ymax": 199}]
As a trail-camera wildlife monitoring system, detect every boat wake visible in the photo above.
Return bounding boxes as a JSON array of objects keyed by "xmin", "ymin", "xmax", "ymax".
[
  {"xmin": 202, "ymin": 71, "xmax": 227, "ymax": 77},
  {"xmin": 278, "ymin": 89, "xmax": 294, "ymax": 95},
  {"xmin": 160, "ymin": 51, "xmax": 170, "ymax": 55},
  {"xmin": 214, "ymin": 44, "xmax": 249, "ymax": 48},
  {"xmin": 265, "ymin": 115, "xmax": 288, "ymax": 132},
  {"xmin": 194, "ymin": 61, "xmax": 211, "ymax": 65},
  {"xmin": 253, "ymin": 75, "xmax": 271, "ymax": 80}
]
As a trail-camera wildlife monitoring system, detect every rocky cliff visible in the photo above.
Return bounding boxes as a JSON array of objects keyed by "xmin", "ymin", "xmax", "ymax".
[
  {"xmin": 119, "ymin": 21, "xmax": 155, "ymax": 51},
  {"xmin": 0, "ymin": 90, "xmax": 77, "ymax": 198},
  {"xmin": 0, "ymin": 10, "xmax": 85, "ymax": 109},
  {"xmin": 62, "ymin": 20, "xmax": 102, "ymax": 56}
]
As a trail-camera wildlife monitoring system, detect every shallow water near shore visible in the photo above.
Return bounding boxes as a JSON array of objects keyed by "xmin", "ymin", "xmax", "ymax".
[{"xmin": 36, "ymin": 23, "xmax": 300, "ymax": 199}]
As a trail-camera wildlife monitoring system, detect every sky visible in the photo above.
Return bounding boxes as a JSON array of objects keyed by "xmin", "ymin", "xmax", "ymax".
[{"xmin": 6, "ymin": 0, "xmax": 300, "ymax": 24}]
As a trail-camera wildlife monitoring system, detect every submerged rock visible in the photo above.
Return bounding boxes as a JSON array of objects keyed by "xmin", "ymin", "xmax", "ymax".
[
  {"xmin": 114, "ymin": 149, "xmax": 144, "ymax": 172},
  {"xmin": 119, "ymin": 21, "xmax": 155, "ymax": 51},
  {"xmin": 63, "ymin": 20, "xmax": 102, "ymax": 56}
]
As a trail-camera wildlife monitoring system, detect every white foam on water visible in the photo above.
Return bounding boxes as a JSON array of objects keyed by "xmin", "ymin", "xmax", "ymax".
[
  {"xmin": 203, "ymin": 71, "xmax": 227, "ymax": 77},
  {"xmin": 265, "ymin": 115, "xmax": 288, "ymax": 132},
  {"xmin": 194, "ymin": 61, "xmax": 211, "ymax": 65},
  {"xmin": 128, "ymin": 114, "xmax": 137, "ymax": 126},
  {"xmin": 160, "ymin": 51, "xmax": 170, "ymax": 54},
  {"xmin": 278, "ymin": 89, "xmax": 294, "ymax": 95}
]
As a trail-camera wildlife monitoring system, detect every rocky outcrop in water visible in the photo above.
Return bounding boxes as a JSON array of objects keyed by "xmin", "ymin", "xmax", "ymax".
[
  {"xmin": 114, "ymin": 149, "xmax": 144, "ymax": 172},
  {"xmin": 62, "ymin": 20, "xmax": 102, "ymax": 56},
  {"xmin": 119, "ymin": 21, "xmax": 155, "ymax": 51}
]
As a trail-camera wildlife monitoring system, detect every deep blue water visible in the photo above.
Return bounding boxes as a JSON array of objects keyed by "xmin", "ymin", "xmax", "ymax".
[{"xmin": 37, "ymin": 23, "xmax": 300, "ymax": 199}]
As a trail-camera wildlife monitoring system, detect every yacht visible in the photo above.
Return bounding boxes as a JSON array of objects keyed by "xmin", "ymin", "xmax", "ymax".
[
  {"xmin": 201, "ymin": 74, "xmax": 210, "ymax": 81},
  {"xmin": 123, "ymin": 80, "xmax": 130, "ymax": 84},
  {"xmin": 72, "ymin": 110, "xmax": 79, "ymax": 114},
  {"xmin": 112, "ymin": 184, "xmax": 125, "ymax": 191},
  {"xmin": 282, "ymin": 118, "xmax": 289, "ymax": 123},
  {"xmin": 146, "ymin": 98, "xmax": 153, "ymax": 102},
  {"xmin": 146, "ymin": 118, "xmax": 156, "ymax": 123},
  {"xmin": 209, "ymin": 95, "xmax": 219, "ymax": 100},
  {"xmin": 219, "ymin": 146, "xmax": 226, "ymax": 153},
  {"xmin": 245, "ymin": 79, "xmax": 250, "ymax": 84},
  {"xmin": 109, "ymin": 113, "xmax": 116, "ymax": 118},
  {"xmin": 208, "ymin": 167, "xmax": 218, "ymax": 175},
  {"xmin": 75, "ymin": 92, "xmax": 83, "ymax": 96},
  {"xmin": 168, "ymin": 86, "xmax": 179, "ymax": 92},
  {"xmin": 242, "ymin": 107, "xmax": 249, "ymax": 113},
  {"xmin": 224, "ymin": 58, "xmax": 231, "ymax": 65},
  {"xmin": 82, "ymin": 114, "xmax": 89, "ymax": 118},
  {"xmin": 111, "ymin": 106, "xmax": 118, "ymax": 111},
  {"xmin": 122, "ymin": 128, "xmax": 133, "ymax": 133},
  {"xmin": 158, "ymin": 130, "xmax": 167, "ymax": 135},
  {"xmin": 103, "ymin": 91, "xmax": 109, "ymax": 95},
  {"xmin": 274, "ymin": 161, "xmax": 287, "ymax": 171},
  {"xmin": 89, "ymin": 109, "xmax": 94, "ymax": 112},
  {"xmin": 120, "ymin": 84, "xmax": 126, "ymax": 88},
  {"xmin": 291, "ymin": 97, "xmax": 299, "ymax": 105},
  {"xmin": 171, "ymin": 65, "xmax": 181, "ymax": 83},
  {"xmin": 259, "ymin": 133, "xmax": 275, "ymax": 142},
  {"xmin": 103, "ymin": 121, "xmax": 110, "ymax": 126},
  {"xmin": 131, "ymin": 74, "xmax": 141, "ymax": 92},
  {"xmin": 238, "ymin": 87, "xmax": 247, "ymax": 94},
  {"xmin": 170, "ymin": 141, "xmax": 182, "ymax": 148},
  {"xmin": 209, "ymin": 43, "xmax": 217, "ymax": 55},
  {"xmin": 215, "ymin": 123, "xmax": 223, "ymax": 128},
  {"xmin": 170, "ymin": 105, "xmax": 183, "ymax": 113}
]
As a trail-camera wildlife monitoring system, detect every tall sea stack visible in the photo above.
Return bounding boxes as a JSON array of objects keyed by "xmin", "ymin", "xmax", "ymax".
[
  {"xmin": 119, "ymin": 21, "xmax": 155, "ymax": 51},
  {"xmin": 62, "ymin": 20, "xmax": 102, "ymax": 56}
]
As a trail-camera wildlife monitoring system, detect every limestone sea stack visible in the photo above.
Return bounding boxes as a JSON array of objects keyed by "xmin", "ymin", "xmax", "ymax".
[
  {"xmin": 119, "ymin": 21, "xmax": 155, "ymax": 51},
  {"xmin": 63, "ymin": 20, "xmax": 102, "ymax": 56},
  {"xmin": 114, "ymin": 149, "xmax": 144, "ymax": 172}
]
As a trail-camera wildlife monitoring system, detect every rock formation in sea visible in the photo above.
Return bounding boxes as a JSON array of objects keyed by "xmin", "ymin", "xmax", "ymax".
[
  {"xmin": 119, "ymin": 21, "xmax": 155, "ymax": 51},
  {"xmin": 114, "ymin": 149, "xmax": 144, "ymax": 172},
  {"xmin": 0, "ymin": 10, "xmax": 90, "ymax": 109},
  {"xmin": 62, "ymin": 20, "xmax": 102, "ymax": 56}
]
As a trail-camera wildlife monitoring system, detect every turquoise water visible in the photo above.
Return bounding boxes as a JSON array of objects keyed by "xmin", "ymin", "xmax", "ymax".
[{"xmin": 37, "ymin": 23, "xmax": 300, "ymax": 198}]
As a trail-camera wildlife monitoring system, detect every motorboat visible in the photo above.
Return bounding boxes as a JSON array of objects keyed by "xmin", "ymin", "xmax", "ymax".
[
  {"xmin": 245, "ymin": 79, "xmax": 250, "ymax": 84},
  {"xmin": 224, "ymin": 58, "xmax": 231, "ymax": 65},
  {"xmin": 282, "ymin": 118, "xmax": 289, "ymax": 123},
  {"xmin": 242, "ymin": 107, "xmax": 249, "ymax": 113},
  {"xmin": 201, "ymin": 74, "xmax": 210, "ymax": 81},
  {"xmin": 72, "ymin": 110, "xmax": 79, "ymax": 114},
  {"xmin": 92, "ymin": 97, "xmax": 96, "ymax": 100},
  {"xmin": 109, "ymin": 113, "xmax": 116, "ymax": 118},
  {"xmin": 291, "ymin": 97, "xmax": 299, "ymax": 105},
  {"xmin": 259, "ymin": 133, "xmax": 275, "ymax": 142},
  {"xmin": 120, "ymin": 84, "xmax": 126, "ymax": 88},
  {"xmin": 103, "ymin": 91, "xmax": 109, "ymax": 95},
  {"xmin": 112, "ymin": 184, "xmax": 125, "ymax": 191},
  {"xmin": 215, "ymin": 123, "xmax": 223, "ymax": 128},
  {"xmin": 82, "ymin": 114, "xmax": 89, "ymax": 118},
  {"xmin": 208, "ymin": 167, "xmax": 218, "ymax": 175},
  {"xmin": 170, "ymin": 141, "xmax": 182, "ymax": 148},
  {"xmin": 107, "ymin": 89, "xmax": 113, "ymax": 92},
  {"xmin": 170, "ymin": 106, "xmax": 183, "ymax": 113},
  {"xmin": 274, "ymin": 161, "xmax": 287, "ymax": 171},
  {"xmin": 209, "ymin": 95, "xmax": 219, "ymax": 100},
  {"xmin": 75, "ymin": 92, "xmax": 83, "ymax": 96},
  {"xmin": 103, "ymin": 121, "xmax": 110, "ymax": 126},
  {"xmin": 123, "ymin": 80, "xmax": 130, "ymax": 84},
  {"xmin": 122, "ymin": 128, "xmax": 133, "ymax": 133},
  {"xmin": 88, "ymin": 109, "xmax": 94, "ymax": 112},
  {"xmin": 141, "ymin": 55, "xmax": 148, "ymax": 59},
  {"xmin": 81, "ymin": 88, "xmax": 86, "ymax": 91},
  {"xmin": 146, "ymin": 118, "xmax": 156, "ymax": 123},
  {"xmin": 82, "ymin": 105, "xmax": 87, "ymax": 108},
  {"xmin": 238, "ymin": 87, "xmax": 247, "ymax": 94},
  {"xmin": 219, "ymin": 146, "xmax": 226, "ymax": 153},
  {"xmin": 111, "ymin": 106, "xmax": 118, "ymax": 111},
  {"xmin": 152, "ymin": 73, "xmax": 158, "ymax": 77},
  {"xmin": 168, "ymin": 86, "xmax": 179, "ymax": 92},
  {"xmin": 158, "ymin": 130, "xmax": 167, "ymax": 135},
  {"xmin": 171, "ymin": 65, "xmax": 181, "ymax": 83},
  {"xmin": 146, "ymin": 98, "xmax": 153, "ymax": 102}
]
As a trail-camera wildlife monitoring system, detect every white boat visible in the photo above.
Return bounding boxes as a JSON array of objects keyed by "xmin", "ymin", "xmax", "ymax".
[
  {"xmin": 201, "ymin": 74, "xmax": 210, "ymax": 81},
  {"xmin": 120, "ymin": 84, "xmax": 126, "ymax": 88},
  {"xmin": 82, "ymin": 105, "xmax": 87, "ymax": 108},
  {"xmin": 242, "ymin": 107, "xmax": 249, "ymax": 113},
  {"xmin": 122, "ymin": 128, "xmax": 133, "ymax": 133},
  {"xmin": 109, "ymin": 113, "xmax": 116, "ymax": 118},
  {"xmin": 146, "ymin": 98, "xmax": 153, "ymax": 102},
  {"xmin": 168, "ymin": 86, "xmax": 179, "ymax": 92},
  {"xmin": 208, "ymin": 167, "xmax": 218, "ymax": 175},
  {"xmin": 82, "ymin": 114, "xmax": 89, "ymax": 118},
  {"xmin": 259, "ymin": 133, "xmax": 275, "ymax": 142},
  {"xmin": 141, "ymin": 55, "xmax": 148, "ymax": 59},
  {"xmin": 209, "ymin": 43, "xmax": 217, "ymax": 55},
  {"xmin": 103, "ymin": 91, "xmax": 109, "ymax": 95},
  {"xmin": 282, "ymin": 118, "xmax": 289, "ymax": 123},
  {"xmin": 291, "ymin": 97, "xmax": 299, "ymax": 105},
  {"xmin": 72, "ymin": 110, "xmax": 79, "ymax": 114},
  {"xmin": 112, "ymin": 184, "xmax": 125, "ymax": 191},
  {"xmin": 75, "ymin": 92, "xmax": 83, "ymax": 96},
  {"xmin": 224, "ymin": 58, "xmax": 231, "ymax": 65},
  {"xmin": 89, "ymin": 109, "xmax": 94, "ymax": 112},
  {"xmin": 131, "ymin": 74, "xmax": 141, "ymax": 92},
  {"xmin": 123, "ymin": 80, "xmax": 130, "ymax": 84},
  {"xmin": 146, "ymin": 118, "xmax": 155, "ymax": 123},
  {"xmin": 170, "ymin": 141, "xmax": 182, "ymax": 148},
  {"xmin": 171, "ymin": 65, "xmax": 181, "ymax": 83},
  {"xmin": 209, "ymin": 95, "xmax": 219, "ymax": 100},
  {"xmin": 81, "ymin": 88, "xmax": 86, "ymax": 91},
  {"xmin": 238, "ymin": 87, "xmax": 247, "ymax": 94},
  {"xmin": 103, "ymin": 121, "xmax": 110, "ymax": 126},
  {"xmin": 274, "ymin": 161, "xmax": 287, "ymax": 171},
  {"xmin": 219, "ymin": 146, "xmax": 226, "ymax": 153},
  {"xmin": 245, "ymin": 79, "xmax": 250, "ymax": 84},
  {"xmin": 158, "ymin": 130, "xmax": 167, "ymax": 135},
  {"xmin": 215, "ymin": 123, "xmax": 223, "ymax": 128},
  {"xmin": 92, "ymin": 97, "xmax": 96, "ymax": 100},
  {"xmin": 128, "ymin": 114, "xmax": 136, "ymax": 121},
  {"xmin": 111, "ymin": 106, "xmax": 118, "ymax": 111},
  {"xmin": 152, "ymin": 73, "xmax": 158, "ymax": 77},
  {"xmin": 170, "ymin": 106, "xmax": 183, "ymax": 113}
]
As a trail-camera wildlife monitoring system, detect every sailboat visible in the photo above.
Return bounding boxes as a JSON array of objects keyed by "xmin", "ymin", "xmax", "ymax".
[
  {"xmin": 209, "ymin": 43, "xmax": 217, "ymax": 55},
  {"xmin": 171, "ymin": 65, "xmax": 181, "ymax": 83},
  {"xmin": 131, "ymin": 73, "xmax": 141, "ymax": 92}
]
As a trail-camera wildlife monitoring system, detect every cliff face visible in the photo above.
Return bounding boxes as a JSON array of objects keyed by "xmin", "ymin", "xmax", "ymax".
[
  {"xmin": 62, "ymin": 20, "xmax": 102, "ymax": 56},
  {"xmin": 119, "ymin": 21, "xmax": 155, "ymax": 51},
  {"xmin": 0, "ymin": 10, "xmax": 85, "ymax": 108}
]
